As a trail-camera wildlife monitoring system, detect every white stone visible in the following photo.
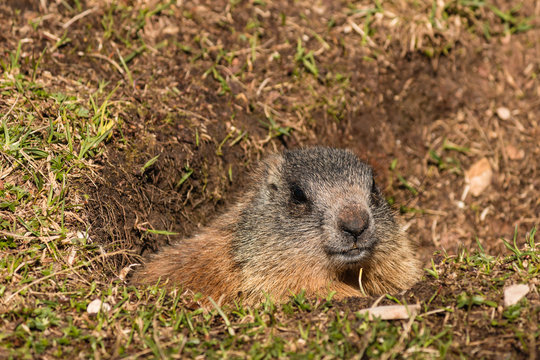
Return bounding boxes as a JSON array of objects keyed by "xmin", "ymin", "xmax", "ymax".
[
  {"xmin": 496, "ymin": 107, "xmax": 511, "ymax": 120},
  {"xmin": 358, "ymin": 304, "xmax": 420, "ymax": 320},
  {"xmin": 503, "ymin": 284, "xmax": 529, "ymax": 307},
  {"xmin": 87, "ymin": 299, "xmax": 111, "ymax": 314}
]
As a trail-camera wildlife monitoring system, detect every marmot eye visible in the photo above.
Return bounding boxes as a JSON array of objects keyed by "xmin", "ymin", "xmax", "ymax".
[{"xmin": 290, "ymin": 183, "xmax": 308, "ymax": 203}]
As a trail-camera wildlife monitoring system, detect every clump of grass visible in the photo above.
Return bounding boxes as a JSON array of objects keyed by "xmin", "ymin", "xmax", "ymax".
[{"xmin": 0, "ymin": 35, "xmax": 127, "ymax": 358}]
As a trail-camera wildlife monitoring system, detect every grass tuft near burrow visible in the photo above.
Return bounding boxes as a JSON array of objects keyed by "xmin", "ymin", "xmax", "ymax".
[{"xmin": 1, "ymin": 222, "xmax": 538, "ymax": 358}]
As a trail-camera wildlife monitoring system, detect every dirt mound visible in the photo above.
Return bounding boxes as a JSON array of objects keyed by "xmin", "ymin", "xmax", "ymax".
[
  {"xmin": 4, "ymin": 0, "xmax": 535, "ymax": 268},
  {"xmin": 72, "ymin": 1, "xmax": 539, "ymax": 270}
]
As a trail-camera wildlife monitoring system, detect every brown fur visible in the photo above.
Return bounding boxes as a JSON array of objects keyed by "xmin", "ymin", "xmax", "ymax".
[{"xmin": 132, "ymin": 148, "xmax": 421, "ymax": 305}]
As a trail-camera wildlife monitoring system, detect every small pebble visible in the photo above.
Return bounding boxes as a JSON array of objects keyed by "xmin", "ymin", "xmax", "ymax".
[
  {"xmin": 465, "ymin": 158, "xmax": 493, "ymax": 197},
  {"xmin": 503, "ymin": 284, "xmax": 529, "ymax": 307},
  {"xmin": 496, "ymin": 107, "xmax": 511, "ymax": 120},
  {"xmin": 358, "ymin": 304, "xmax": 420, "ymax": 320},
  {"xmin": 87, "ymin": 299, "xmax": 111, "ymax": 314}
]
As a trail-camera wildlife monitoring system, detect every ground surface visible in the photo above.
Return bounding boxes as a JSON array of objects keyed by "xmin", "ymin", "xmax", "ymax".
[{"xmin": 0, "ymin": 0, "xmax": 539, "ymax": 358}]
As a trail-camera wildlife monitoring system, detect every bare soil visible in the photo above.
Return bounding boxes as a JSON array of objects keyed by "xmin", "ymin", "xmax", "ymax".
[{"xmin": 71, "ymin": 0, "xmax": 540, "ymax": 263}]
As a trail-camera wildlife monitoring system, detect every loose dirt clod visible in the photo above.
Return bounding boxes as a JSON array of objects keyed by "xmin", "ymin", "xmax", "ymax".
[{"xmin": 505, "ymin": 144, "xmax": 525, "ymax": 160}]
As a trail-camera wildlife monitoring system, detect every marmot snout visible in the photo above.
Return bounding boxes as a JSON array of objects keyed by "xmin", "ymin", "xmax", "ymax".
[{"xmin": 132, "ymin": 147, "xmax": 421, "ymax": 304}]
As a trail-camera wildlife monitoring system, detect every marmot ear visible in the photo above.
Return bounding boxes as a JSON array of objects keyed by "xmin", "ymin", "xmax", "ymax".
[{"xmin": 261, "ymin": 153, "xmax": 283, "ymax": 190}]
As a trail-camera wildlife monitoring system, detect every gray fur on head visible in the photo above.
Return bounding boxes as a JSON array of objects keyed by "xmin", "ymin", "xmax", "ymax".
[{"xmin": 232, "ymin": 147, "xmax": 398, "ymax": 276}]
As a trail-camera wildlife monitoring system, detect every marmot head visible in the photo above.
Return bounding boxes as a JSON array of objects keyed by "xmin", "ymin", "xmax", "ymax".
[{"xmin": 232, "ymin": 147, "xmax": 400, "ymax": 275}]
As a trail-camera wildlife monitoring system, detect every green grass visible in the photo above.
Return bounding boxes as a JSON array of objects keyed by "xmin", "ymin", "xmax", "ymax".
[{"xmin": 2, "ymin": 219, "xmax": 538, "ymax": 358}]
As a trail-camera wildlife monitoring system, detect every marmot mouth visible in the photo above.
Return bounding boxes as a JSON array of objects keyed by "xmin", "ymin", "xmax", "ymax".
[{"xmin": 328, "ymin": 246, "xmax": 372, "ymax": 263}]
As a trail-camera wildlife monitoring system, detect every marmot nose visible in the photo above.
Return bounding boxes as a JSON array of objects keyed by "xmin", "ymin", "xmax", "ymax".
[{"xmin": 338, "ymin": 207, "xmax": 370, "ymax": 242}]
